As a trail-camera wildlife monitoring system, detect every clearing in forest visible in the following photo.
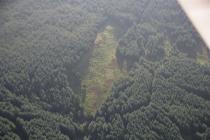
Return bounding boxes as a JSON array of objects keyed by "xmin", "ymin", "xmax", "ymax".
[
  {"xmin": 82, "ymin": 26, "xmax": 126, "ymax": 115},
  {"xmin": 196, "ymin": 46, "xmax": 210, "ymax": 65}
]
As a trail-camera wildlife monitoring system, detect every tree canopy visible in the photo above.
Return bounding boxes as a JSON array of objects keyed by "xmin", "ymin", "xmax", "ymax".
[{"xmin": 0, "ymin": 0, "xmax": 210, "ymax": 139}]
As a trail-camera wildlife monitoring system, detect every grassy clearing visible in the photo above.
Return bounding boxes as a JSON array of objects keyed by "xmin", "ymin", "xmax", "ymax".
[
  {"xmin": 82, "ymin": 26, "xmax": 126, "ymax": 115},
  {"xmin": 163, "ymin": 40, "xmax": 173, "ymax": 57},
  {"xmin": 196, "ymin": 46, "xmax": 209, "ymax": 65}
]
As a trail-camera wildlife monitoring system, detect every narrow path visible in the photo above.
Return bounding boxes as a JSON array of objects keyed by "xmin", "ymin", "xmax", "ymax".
[{"xmin": 82, "ymin": 26, "xmax": 126, "ymax": 115}]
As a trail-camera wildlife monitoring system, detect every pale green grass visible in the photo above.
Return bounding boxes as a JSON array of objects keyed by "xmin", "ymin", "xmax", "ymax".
[
  {"xmin": 163, "ymin": 40, "xmax": 173, "ymax": 57},
  {"xmin": 197, "ymin": 54, "xmax": 209, "ymax": 65},
  {"xmin": 196, "ymin": 46, "xmax": 209, "ymax": 65},
  {"xmin": 82, "ymin": 26, "xmax": 126, "ymax": 115}
]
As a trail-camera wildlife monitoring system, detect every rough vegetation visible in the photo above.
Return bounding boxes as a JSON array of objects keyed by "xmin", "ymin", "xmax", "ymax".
[
  {"xmin": 82, "ymin": 26, "xmax": 126, "ymax": 115},
  {"xmin": 0, "ymin": 0, "xmax": 210, "ymax": 140}
]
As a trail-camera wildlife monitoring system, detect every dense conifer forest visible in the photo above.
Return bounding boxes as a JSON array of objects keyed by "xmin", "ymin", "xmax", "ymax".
[{"xmin": 0, "ymin": 0, "xmax": 210, "ymax": 139}]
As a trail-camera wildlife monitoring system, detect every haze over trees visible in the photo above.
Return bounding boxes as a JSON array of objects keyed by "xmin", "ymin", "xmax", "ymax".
[{"xmin": 0, "ymin": 0, "xmax": 210, "ymax": 140}]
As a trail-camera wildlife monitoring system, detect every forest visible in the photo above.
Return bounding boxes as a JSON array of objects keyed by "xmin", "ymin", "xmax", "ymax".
[{"xmin": 0, "ymin": 0, "xmax": 210, "ymax": 140}]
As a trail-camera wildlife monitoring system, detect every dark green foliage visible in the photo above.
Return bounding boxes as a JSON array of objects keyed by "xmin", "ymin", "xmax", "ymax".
[
  {"xmin": 0, "ymin": 0, "xmax": 210, "ymax": 140},
  {"xmin": 0, "ymin": 0, "xmax": 97, "ymax": 139},
  {"xmin": 88, "ymin": 57, "xmax": 210, "ymax": 140},
  {"xmin": 116, "ymin": 0, "xmax": 206, "ymax": 69},
  {"xmin": 0, "ymin": 89, "xmax": 81, "ymax": 140}
]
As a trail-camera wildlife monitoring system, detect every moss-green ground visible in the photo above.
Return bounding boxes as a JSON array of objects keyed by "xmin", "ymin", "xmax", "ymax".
[
  {"xmin": 196, "ymin": 46, "xmax": 209, "ymax": 65},
  {"xmin": 82, "ymin": 26, "xmax": 126, "ymax": 115},
  {"xmin": 163, "ymin": 40, "xmax": 173, "ymax": 57},
  {"xmin": 163, "ymin": 40, "xmax": 209, "ymax": 65}
]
